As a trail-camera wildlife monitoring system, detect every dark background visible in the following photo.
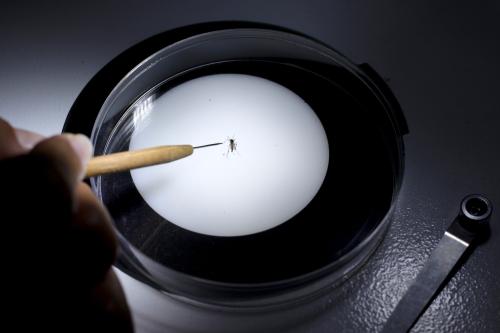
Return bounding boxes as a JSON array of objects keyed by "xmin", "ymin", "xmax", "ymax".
[{"xmin": 1, "ymin": 1, "xmax": 499, "ymax": 332}]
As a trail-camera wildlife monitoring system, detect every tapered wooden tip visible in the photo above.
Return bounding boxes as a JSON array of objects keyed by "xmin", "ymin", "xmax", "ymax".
[{"xmin": 85, "ymin": 145, "xmax": 193, "ymax": 178}]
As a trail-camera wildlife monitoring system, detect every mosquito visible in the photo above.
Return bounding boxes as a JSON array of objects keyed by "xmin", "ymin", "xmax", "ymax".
[{"xmin": 224, "ymin": 136, "xmax": 238, "ymax": 156}]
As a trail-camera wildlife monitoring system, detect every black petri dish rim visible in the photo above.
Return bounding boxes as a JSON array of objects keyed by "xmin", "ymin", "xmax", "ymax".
[{"xmin": 64, "ymin": 24, "xmax": 408, "ymax": 308}]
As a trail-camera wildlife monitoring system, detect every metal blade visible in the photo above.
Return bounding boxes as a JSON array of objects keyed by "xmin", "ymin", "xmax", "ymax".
[{"xmin": 381, "ymin": 233, "xmax": 469, "ymax": 332}]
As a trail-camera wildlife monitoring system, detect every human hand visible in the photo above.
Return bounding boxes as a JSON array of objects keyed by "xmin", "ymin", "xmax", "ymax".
[{"xmin": 0, "ymin": 118, "xmax": 133, "ymax": 332}]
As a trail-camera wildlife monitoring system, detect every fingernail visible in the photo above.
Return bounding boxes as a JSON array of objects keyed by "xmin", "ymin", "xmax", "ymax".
[{"xmin": 64, "ymin": 133, "xmax": 93, "ymax": 168}]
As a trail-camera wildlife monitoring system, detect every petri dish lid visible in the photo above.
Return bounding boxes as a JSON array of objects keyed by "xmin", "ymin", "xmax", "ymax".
[{"xmin": 71, "ymin": 26, "xmax": 407, "ymax": 307}]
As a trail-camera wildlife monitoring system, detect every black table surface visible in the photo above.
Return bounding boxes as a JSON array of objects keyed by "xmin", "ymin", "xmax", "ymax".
[{"xmin": 1, "ymin": 1, "xmax": 499, "ymax": 332}]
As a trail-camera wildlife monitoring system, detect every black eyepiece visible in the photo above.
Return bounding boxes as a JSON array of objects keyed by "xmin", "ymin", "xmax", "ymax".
[
  {"xmin": 459, "ymin": 194, "xmax": 492, "ymax": 232},
  {"xmin": 461, "ymin": 195, "xmax": 492, "ymax": 220}
]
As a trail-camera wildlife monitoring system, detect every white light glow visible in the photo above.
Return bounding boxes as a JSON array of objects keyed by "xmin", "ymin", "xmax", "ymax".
[{"xmin": 130, "ymin": 74, "xmax": 329, "ymax": 237}]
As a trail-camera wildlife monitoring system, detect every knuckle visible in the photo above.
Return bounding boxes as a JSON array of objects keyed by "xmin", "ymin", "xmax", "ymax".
[{"xmin": 0, "ymin": 118, "xmax": 24, "ymax": 157}]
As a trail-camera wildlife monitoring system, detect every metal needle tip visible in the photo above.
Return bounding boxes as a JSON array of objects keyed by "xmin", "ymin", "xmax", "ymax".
[{"xmin": 193, "ymin": 142, "xmax": 223, "ymax": 149}]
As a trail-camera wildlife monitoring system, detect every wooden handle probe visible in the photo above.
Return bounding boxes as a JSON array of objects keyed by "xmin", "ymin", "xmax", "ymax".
[{"xmin": 86, "ymin": 144, "xmax": 193, "ymax": 178}]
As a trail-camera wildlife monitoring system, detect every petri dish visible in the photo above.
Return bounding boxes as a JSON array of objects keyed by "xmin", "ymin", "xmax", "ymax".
[{"xmin": 89, "ymin": 28, "xmax": 407, "ymax": 308}]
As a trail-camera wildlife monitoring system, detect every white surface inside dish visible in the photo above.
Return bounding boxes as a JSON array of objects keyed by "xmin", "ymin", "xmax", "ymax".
[{"xmin": 130, "ymin": 74, "xmax": 329, "ymax": 237}]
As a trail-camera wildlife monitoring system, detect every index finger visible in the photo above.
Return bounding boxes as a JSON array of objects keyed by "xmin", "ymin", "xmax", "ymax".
[{"xmin": 31, "ymin": 134, "xmax": 93, "ymax": 187}]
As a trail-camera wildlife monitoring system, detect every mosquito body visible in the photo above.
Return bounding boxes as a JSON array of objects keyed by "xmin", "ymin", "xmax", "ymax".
[
  {"xmin": 225, "ymin": 136, "xmax": 238, "ymax": 156},
  {"xmin": 229, "ymin": 138, "xmax": 237, "ymax": 153}
]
